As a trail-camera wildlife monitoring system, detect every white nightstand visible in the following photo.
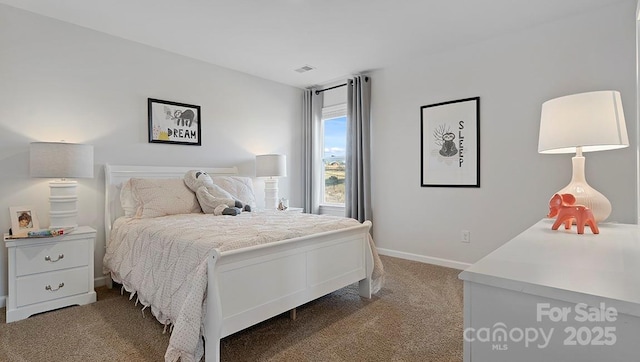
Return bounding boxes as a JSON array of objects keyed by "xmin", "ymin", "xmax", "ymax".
[{"xmin": 4, "ymin": 226, "xmax": 97, "ymax": 323}]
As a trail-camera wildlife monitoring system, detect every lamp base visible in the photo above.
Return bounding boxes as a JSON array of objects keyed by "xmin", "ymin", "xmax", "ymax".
[
  {"xmin": 264, "ymin": 178, "xmax": 279, "ymax": 209},
  {"xmin": 554, "ymin": 156, "xmax": 611, "ymax": 223},
  {"xmin": 49, "ymin": 180, "xmax": 79, "ymax": 229}
]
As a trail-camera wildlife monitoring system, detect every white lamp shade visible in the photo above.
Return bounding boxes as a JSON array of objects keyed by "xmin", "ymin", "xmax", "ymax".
[
  {"xmin": 256, "ymin": 154, "xmax": 287, "ymax": 177},
  {"xmin": 538, "ymin": 90, "xmax": 629, "ymax": 154},
  {"xmin": 30, "ymin": 142, "xmax": 94, "ymax": 178}
]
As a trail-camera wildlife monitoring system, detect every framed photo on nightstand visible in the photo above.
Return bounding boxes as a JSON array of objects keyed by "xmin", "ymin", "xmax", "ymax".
[{"xmin": 9, "ymin": 206, "xmax": 39, "ymax": 237}]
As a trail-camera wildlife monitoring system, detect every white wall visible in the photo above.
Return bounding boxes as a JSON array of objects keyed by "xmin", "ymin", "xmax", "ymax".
[
  {"xmin": 370, "ymin": 1, "xmax": 637, "ymax": 267},
  {"xmin": 0, "ymin": 5, "xmax": 303, "ymax": 298},
  {"xmin": 636, "ymin": 0, "xmax": 640, "ymax": 224}
]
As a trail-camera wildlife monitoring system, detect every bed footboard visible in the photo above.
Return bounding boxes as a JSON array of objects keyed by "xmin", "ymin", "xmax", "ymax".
[{"xmin": 203, "ymin": 221, "xmax": 374, "ymax": 362}]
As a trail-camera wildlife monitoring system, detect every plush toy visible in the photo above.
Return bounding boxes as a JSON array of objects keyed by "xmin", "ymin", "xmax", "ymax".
[{"xmin": 184, "ymin": 170, "xmax": 251, "ymax": 216}]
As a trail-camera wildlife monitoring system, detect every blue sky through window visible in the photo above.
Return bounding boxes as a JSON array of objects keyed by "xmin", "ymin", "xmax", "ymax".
[{"xmin": 324, "ymin": 116, "xmax": 346, "ymax": 160}]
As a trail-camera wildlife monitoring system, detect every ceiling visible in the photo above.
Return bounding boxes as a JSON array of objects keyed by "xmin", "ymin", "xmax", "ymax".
[{"xmin": 0, "ymin": 0, "xmax": 630, "ymax": 89}]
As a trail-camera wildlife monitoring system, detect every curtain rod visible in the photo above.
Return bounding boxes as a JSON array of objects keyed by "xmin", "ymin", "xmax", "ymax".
[{"xmin": 315, "ymin": 83, "xmax": 347, "ymax": 95}]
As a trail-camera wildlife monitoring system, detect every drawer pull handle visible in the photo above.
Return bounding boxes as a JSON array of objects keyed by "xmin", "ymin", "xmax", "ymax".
[
  {"xmin": 45, "ymin": 282, "xmax": 64, "ymax": 292},
  {"xmin": 44, "ymin": 254, "xmax": 64, "ymax": 262}
]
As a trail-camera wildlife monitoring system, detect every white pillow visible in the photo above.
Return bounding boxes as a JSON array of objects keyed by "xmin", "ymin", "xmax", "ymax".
[
  {"xmin": 212, "ymin": 176, "xmax": 257, "ymax": 208},
  {"xmin": 121, "ymin": 178, "xmax": 202, "ymax": 218},
  {"xmin": 120, "ymin": 181, "xmax": 137, "ymax": 217}
]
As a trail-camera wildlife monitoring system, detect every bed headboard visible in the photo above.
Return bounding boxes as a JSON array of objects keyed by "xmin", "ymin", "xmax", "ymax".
[{"xmin": 104, "ymin": 164, "xmax": 238, "ymax": 242}]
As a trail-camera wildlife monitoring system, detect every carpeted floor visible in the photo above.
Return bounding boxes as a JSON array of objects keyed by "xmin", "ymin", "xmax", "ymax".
[{"xmin": 0, "ymin": 256, "xmax": 463, "ymax": 361}]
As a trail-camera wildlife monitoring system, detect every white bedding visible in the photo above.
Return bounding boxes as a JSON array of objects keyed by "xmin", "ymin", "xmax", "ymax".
[{"xmin": 103, "ymin": 211, "xmax": 384, "ymax": 362}]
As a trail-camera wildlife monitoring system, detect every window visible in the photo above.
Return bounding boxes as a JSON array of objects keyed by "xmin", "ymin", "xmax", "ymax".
[{"xmin": 320, "ymin": 104, "xmax": 347, "ymax": 208}]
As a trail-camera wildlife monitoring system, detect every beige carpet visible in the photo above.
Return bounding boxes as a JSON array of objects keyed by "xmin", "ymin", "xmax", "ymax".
[{"xmin": 0, "ymin": 256, "xmax": 463, "ymax": 361}]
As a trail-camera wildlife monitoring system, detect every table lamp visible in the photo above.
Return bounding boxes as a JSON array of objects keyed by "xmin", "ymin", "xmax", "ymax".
[
  {"xmin": 255, "ymin": 154, "xmax": 287, "ymax": 209},
  {"xmin": 538, "ymin": 90, "xmax": 628, "ymax": 222},
  {"xmin": 30, "ymin": 141, "xmax": 94, "ymax": 228}
]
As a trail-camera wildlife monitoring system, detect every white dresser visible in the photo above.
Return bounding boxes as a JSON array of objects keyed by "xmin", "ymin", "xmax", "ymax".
[
  {"xmin": 459, "ymin": 219, "xmax": 640, "ymax": 362},
  {"xmin": 4, "ymin": 226, "xmax": 97, "ymax": 322}
]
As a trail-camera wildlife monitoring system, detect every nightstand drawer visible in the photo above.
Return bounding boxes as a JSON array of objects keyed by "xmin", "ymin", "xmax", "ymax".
[
  {"xmin": 16, "ymin": 266, "xmax": 89, "ymax": 307},
  {"xmin": 15, "ymin": 239, "xmax": 89, "ymax": 276}
]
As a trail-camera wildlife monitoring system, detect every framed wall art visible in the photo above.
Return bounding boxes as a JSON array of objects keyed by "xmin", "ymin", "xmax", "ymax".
[
  {"xmin": 9, "ymin": 206, "xmax": 40, "ymax": 237},
  {"xmin": 148, "ymin": 98, "xmax": 201, "ymax": 146},
  {"xmin": 420, "ymin": 97, "xmax": 480, "ymax": 187}
]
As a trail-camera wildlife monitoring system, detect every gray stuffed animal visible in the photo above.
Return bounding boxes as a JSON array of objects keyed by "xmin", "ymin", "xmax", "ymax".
[{"xmin": 184, "ymin": 170, "xmax": 251, "ymax": 216}]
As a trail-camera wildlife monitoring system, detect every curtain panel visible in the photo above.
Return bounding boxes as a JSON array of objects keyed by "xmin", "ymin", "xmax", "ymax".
[
  {"xmin": 346, "ymin": 75, "xmax": 372, "ymax": 223},
  {"xmin": 302, "ymin": 89, "xmax": 323, "ymax": 214}
]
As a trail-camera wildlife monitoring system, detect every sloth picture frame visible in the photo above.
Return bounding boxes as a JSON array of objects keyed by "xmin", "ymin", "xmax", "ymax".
[
  {"xmin": 420, "ymin": 97, "xmax": 480, "ymax": 187},
  {"xmin": 148, "ymin": 98, "xmax": 202, "ymax": 146}
]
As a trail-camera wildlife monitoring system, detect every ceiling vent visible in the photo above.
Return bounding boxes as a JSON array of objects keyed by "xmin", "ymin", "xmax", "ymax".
[{"xmin": 294, "ymin": 65, "xmax": 315, "ymax": 73}]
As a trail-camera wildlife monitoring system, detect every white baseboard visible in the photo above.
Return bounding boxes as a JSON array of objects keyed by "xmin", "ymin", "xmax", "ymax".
[
  {"xmin": 94, "ymin": 275, "xmax": 109, "ymax": 288},
  {"xmin": 376, "ymin": 248, "xmax": 472, "ymax": 270},
  {"xmin": 0, "ymin": 276, "xmax": 110, "ymax": 309}
]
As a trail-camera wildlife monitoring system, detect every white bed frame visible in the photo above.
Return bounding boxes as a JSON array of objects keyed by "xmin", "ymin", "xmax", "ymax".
[{"xmin": 104, "ymin": 164, "xmax": 374, "ymax": 362}]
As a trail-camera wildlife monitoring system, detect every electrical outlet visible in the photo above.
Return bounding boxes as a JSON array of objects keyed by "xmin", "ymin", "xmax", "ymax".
[{"xmin": 461, "ymin": 230, "xmax": 471, "ymax": 243}]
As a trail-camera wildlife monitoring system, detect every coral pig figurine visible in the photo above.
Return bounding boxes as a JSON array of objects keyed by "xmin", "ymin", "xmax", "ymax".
[{"xmin": 547, "ymin": 193, "xmax": 599, "ymax": 234}]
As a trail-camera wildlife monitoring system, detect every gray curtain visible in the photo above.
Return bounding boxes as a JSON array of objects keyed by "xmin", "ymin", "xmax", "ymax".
[
  {"xmin": 345, "ymin": 75, "xmax": 372, "ymax": 223},
  {"xmin": 302, "ymin": 88, "xmax": 323, "ymax": 214}
]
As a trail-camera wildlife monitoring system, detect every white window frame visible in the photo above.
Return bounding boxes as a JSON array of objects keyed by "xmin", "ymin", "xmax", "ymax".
[{"xmin": 318, "ymin": 103, "xmax": 347, "ymax": 216}]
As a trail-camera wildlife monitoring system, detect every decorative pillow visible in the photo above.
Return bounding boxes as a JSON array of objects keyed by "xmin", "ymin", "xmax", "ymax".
[
  {"xmin": 211, "ymin": 176, "xmax": 257, "ymax": 208},
  {"xmin": 120, "ymin": 181, "xmax": 137, "ymax": 217},
  {"xmin": 123, "ymin": 178, "xmax": 202, "ymax": 218}
]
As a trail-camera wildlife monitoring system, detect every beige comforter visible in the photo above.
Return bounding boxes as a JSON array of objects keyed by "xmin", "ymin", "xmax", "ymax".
[{"xmin": 103, "ymin": 211, "xmax": 384, "ymax": 362}]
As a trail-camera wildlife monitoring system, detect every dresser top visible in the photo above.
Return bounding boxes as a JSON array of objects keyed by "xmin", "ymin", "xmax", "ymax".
[
  {"xmin": 4, "ymin": 226, "xmax": 96, "ymax": 247},
  {"xmin": 459, "ymin": 219, "xmax": 640, "ymax": 315}
]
